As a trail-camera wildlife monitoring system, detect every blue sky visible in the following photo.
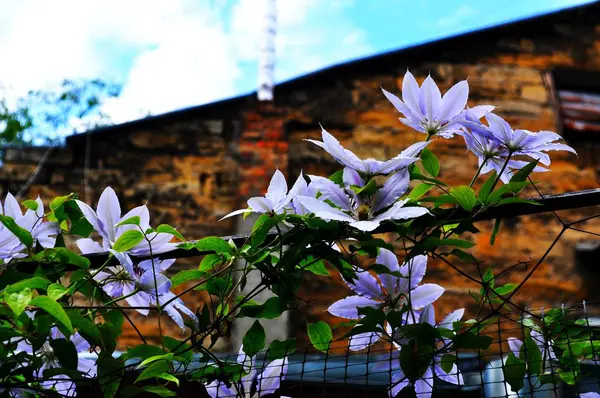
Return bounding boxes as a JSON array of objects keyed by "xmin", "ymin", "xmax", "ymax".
[{"xmin": 0, "ymin": 0, "xmax": 594, "ymax": 124}]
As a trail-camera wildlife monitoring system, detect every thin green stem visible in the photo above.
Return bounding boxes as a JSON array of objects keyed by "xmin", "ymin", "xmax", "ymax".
[
  {"xmin": 489, "ymin": 150, "xmax": 514, "ymax": 192},
  {"xmin": 469, "ymin": 157, "xmax": 490, "ymax": 188}
]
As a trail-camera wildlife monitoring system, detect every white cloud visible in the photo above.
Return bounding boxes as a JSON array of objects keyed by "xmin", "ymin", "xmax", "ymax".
[
  {"xmin": 0, "ymin": 0, "xmax": 369, "ymax": 124},
  {"xmin": 435, "ymin": 5, "xmax": 476, "ymax": 28}
]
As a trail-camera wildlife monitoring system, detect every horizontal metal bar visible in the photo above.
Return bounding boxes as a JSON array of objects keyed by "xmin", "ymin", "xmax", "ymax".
[{"xmin": 10, "ymin": 188, "xmax": 600, "ymax": 270}]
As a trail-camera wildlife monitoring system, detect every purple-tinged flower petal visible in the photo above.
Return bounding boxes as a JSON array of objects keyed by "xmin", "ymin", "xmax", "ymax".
[
  {"xmin": 390, "ymin": 369, "xmax": 410, "ymax": 398},
  {"xmin": 414, "ymin": 366, "xmax": 434, "ymax": 398},
  {"xmin": 508, "ymin": 337, "xmax": 523, "ymax": 358},
  {"xmin": 485, "ymin": 112, "xmax": 513, "ymax": 144},
  {"xmin": 220, "ymin": 208, "xmax": 250, "ymax": 220},
  {"xmin": 247, "ymin": 197, "xmax": 274, "ymax": 213},
  {"xmin": 419, "ymin": 304, "xmax": 436, "ymax": 326},
  {"xmin": 328, "ymin": 295, "xmax": 379, "ymax": 320},
  {"xmin": 409, "ymin": 284, "xmax": 444, "ymax": 309},
  {"xmin": 381, "ymin": 87, "xmax": 418, "ymax": 120},
  {"xmin": 373, "ymin": 170, "xmax": 409, "ymax": 213},
  {"xmin": 439, "ymin": 80, "xmax": 468, "ymax": 122},
  {"xmin": 438, "ymin": 309, "xmax": 465, "ymax": 329},
  {"xmin": 77, "ymin": 358, "xmax": 97, "ymax": 377},
  {"xmin": 296, "ymin": 195, "xmax": 355, "ymax": 223},
  {"xmin": 31, "ymin": 221, "xmax": 59, "ymax": 248},
  {"xmin": 257, "ymin": 357, "xmax": 288, "ymax": 397},
  {"xmin": 205, "ymin": 380, "xmax": 236, "ymax": 398},
  {"xmin": 3, "ymin": 193, "xmax": 22, "ymax": 220},
  {"xmin": 266, "ymin": 169, "xmax": 288, "ymax": 209},
  {"xmin": 139, "ymin": 258, "xmax": 176, "ymax": 273},
  {"xmin": 376, "ymin": 248, "xmax": 401, "ymax": 294},
  {"xmin": 467, "ymin": 105, "xmax": 495, "ymax": 119},
  {"xmin": 402, "ymin": 70, "xmax": 422, "ymax": 118},
  {"xmin": 96, "ymin": 187, "xmax": 121, "ymax": 243},
  {"xmin": 347, "ymin": 271, "xmax": 382, "ymax": 299},
  {"xmin": 580, "ymin": 393, "xmax": 600, "ymax": 398},
  {"xmin": 398, "ymin": 255, "xmax": 428, "ymax": 292},
  {"xmin": 349, "ymin": 220, "xmax": 381, "ymax": 231},
  {"xmin": 119, "ymin": 205, "xmax": 151, "ymax": 233},
  {"xmin": 373, "ymin": 200, "xmax": 430, "ymax": 224},
  {"xmin": 343, "ymin": 167, "xmax": 365, "ymax": 188},
  {"xmin": 75, "ymin": 200, "xmax": 103, "ymax": 238},
  {"xmin": 139, "ymin": 272, "xmax": 172, "ymax": 295},
  {"xmin": 349, "ymin": 331, "xmax": 381, "ymax": 351},
  {"xmin": 419, "ymin": 76, "xmax": 442, "ymax": 123},
  {"xmin": 305, "ymin": 128, "xmax": 365, "ymax": 172},
  {"xmin": 308, "ymin": 176, "xmax": 352, "ymax": 210}
]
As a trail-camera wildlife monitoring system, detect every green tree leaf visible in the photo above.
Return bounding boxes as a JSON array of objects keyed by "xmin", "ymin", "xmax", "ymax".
[
  {"xmin": 171, "ymin": 270, "xmax": 209, "ymax": 288},
  {"xmin": 421, "ymin": 148, "xmax": 440, "ymax": 177},
  {"xmin": 267, "ymin": 338, "xmax": 297, "ymax": 361},
  {"xmin": 6, "ymin": 287, "xmax": 32, "ymax": 317},
  {"xmin": 47, "ymin": 283, "xmax": 68, "ymax": 301},
  {"xmin": 242, "ymin": 320, "xmax": 266, "ymax": 358},
  {"xmin": 22, "ymin": 200, "xmax": 38, "ymax": 211},
  {"xmin": 199, "ymin": 254, "xmax": 222, "ymax": 272},
  {"xmin": 478, "ymin": 171, "xmax": 497, "ymax": 205},
  {"xmin": 142, "ymin": 386, "xmax": 177, "ymax": 397},
  {"xmin": 50, "ymin": 194, "xmax": 74, "ymax": 211},
  {"xmin": 112, "ymin": 230, "xmax": 144, "ymax": 252},
  {"xmin": 490, "ymin": 218, "xmax": 501, "ymax": 245},
  {"xmin": 453, "ymin": 332, "xmax": 492, "ymax": 350},
  {"xmin": 156, "ymin": 224, "xmax": 186, "ymax": 242},
  {"xmin": 115, "ymin": 216, "xmax": 140, "ymax": 227},
  {"xmin": 195, "ymin": 237, "xmax": 233, "ymax": 255},
  {"xmin": 449, "ymin": 186, "xmax": 477, "ymax": 211},
  {"xmin": 503, "ymin": 353, "xmax": 526, "ymax": 392},
  {"xmin": 30, "ymin": 295, "xmax": 73, "ymax": 334},
  {"xmin": 408, "ymin": 183, "xmax": 434, "ymax": 201},
  {"xmin": 0, "ymin": 215, "xmax": 33, "ymax": 248},
  {"xmin": 49, "ymin": 339, "xmax": 78, "ymax": 370},
  {"xmin": 136, "ymin": 353, "xmax": 174, "ymax": 370},
  {"xmin": 524, "ymin": 332, "xmax": 543, "ymax": 375},
  {"xmin": 135, "ymin": 360, "xmax": 170, "ymax": 384},
  {"xmin": 307, "ymin": 321, "xmax": 332, "ymax": 353},
  {"xmin": 237, "ymin": 297, "xmax": 287, "ymax": 319},
  {"xmin": 5, "ymin": 276, "xmax": 50, "ymax": 294},
  {"xmin": 510, "ymin": 160, "xmax": 539, "ymax": 183}
]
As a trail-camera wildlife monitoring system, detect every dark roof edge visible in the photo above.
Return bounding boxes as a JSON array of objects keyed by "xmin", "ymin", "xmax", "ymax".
[{"xmin": 67, "ymin": 0, "xmax": 599, "ymax": 142}]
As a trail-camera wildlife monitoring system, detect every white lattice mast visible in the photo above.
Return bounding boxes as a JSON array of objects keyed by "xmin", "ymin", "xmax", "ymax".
[{"xmin": 257, "ymin": 0, "xmax": 277, "ymax": 101}]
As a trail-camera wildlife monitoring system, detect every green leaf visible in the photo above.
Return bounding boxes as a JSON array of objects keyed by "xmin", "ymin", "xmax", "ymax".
[
  {"xmin": 490, "ymin": 218, "xmax": 501, "ymax": 246},
  {"xmin": 22, "ymin": 200, "xmax": 38, "ymax": 211},
  {"xmin": 50, "ymin": 194, "xmax": 73, "ymax": 211},
  {"xmin": 157, "ymin": 224, "xmax": 186, "ymax": 242},
  {"xmin": 483, "ymin": 267, "xmax": 495, "ymax": 289},
  {"xmin": 497, "ymin": 197, "xmax": 541, "ymax": 206},
  {"xmin": 453, "ymin": 332, "xmax": 493, "ymax": 350},
  {"xmin": 299, "ymin": 256, "xmax": 329, "ymax": 276},
  {"xmin": 237, "ymin": 297, "xmax": 287, "ymax": 319},
  {"xmin": 307, "ymin": 321, "xmax": 332, "ymax": 353},
  {"xmin": 408, "ymin": 183, "xmax": 434, "ymax": 201},
  {"xmin": 163, "ymin": 336, "xmax": 192, "ymax": 364},
  {"xmin": 112, "ymin": 230, "xmax": 144, "ymax": 252},
  {"xmin": 251, "ymin": 214, "xmax": 283, "ymax": 247},
  {"xmin": 478, "ymin": 171, "xmax": 497, "ymax": 205},
  {"xmin": 30, "ymin": 296, "xmax": 73, "ymax": 334},
  {"xmin": 171, "ymin": 270, "xmax": 209, "ymax": 288},
  {"xmin": 5, "ymin": 276, "xmax": 50, "ymax": 294},
  {"xmin": 267, "ymin": 338, "xmax": 296, "ymax": 361},
  {"xmin": 421, "ymin": 148, "xmax": 440, "ymax": 177},
  {"xmin": 494, "ymin": 283, "xmax": 518, "ymax": 296},
  {"xmin": 328, "ymin": 170, "xmax": 343, "ymax": 185},
  {"xmin": 449, "ymin": 186, "xmax": 477, "ymax": 211},
  {"xmin": 510, "ymin": 159, "xmax": 539, "ymax": 183},
  {"xmin": 243, "ymin": 320, "xmax": 266, "ymax": 358},
  {"xmin": 135, "ymin": 360, "xmax": 170, "ymax": 384},
  {"xmin": 351, "ymin": 178, "xmax": 377, "ymax": 196},
  {"xmin": 69, "ymin": 218, "xmax": 93, "ymax": 237},
  {"xmin": 199, "ymin": 254, "xmax": 223, "ymax": 272},
  {"xmin": 67, "ymin": 311, "xmax": 102, "ymax": 346},
  {"xmin": 136, "ymin": 353, "xmax": 174, "ymax": 370},
  {"xmin": 144, "ymin": 385, "xmax": 177, "ymax": 396},
  {"xmin": 98, "ymin": 352, "xmax": 123, "ymax": 397},
  {"xmin": 421, "ymin": 238, "xmax": 475, "ymax": 251},
  {"xmin": 115, "ymin": 216, "xmax": 140, "ymax": 227},
  {"xmin": 503, "ymin": 353, "xmax": 526, "ymax": 392},
  {"xmin": 5, "ymin": 288, "xmax": 32, "ymax": 317},
  {"xmin": 440, "ymin": 354, "xmax": 457, "ymax": 374},
  {"xmin": 49, "ymin": 339, "xmax": 78, "ymax": 369},
  {"xmin": 47, "ymin": 283, "xmax": 68, "ymax": 301},
  {"xmin": 487, "ymin": 182, "xmax": 530, "ymax": 205},
  {"xmin": 0, "ymin": 215, "xmax": 33, "ymax": 248},
  {"xmin": 158, "ymin": 372, "xmax": 179, "ymax": 386},
  {"xmin": 195, "ymin": 237, "xmax": 233, "ymax": 255},
  {"xmin": 524, "ymin": 332, "xmax": 542, "ymax": 375}
]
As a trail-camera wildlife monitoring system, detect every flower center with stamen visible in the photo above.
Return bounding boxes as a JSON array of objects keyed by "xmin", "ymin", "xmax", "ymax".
[{"xmin": 357, "ymin": 204, "xmax": 371, "ymax": 221}]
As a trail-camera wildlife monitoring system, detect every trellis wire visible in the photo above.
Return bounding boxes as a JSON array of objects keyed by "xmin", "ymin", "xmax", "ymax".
[{"xmin": 8, "ymin": 187, "xmax": 600, "ymax": 397}]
